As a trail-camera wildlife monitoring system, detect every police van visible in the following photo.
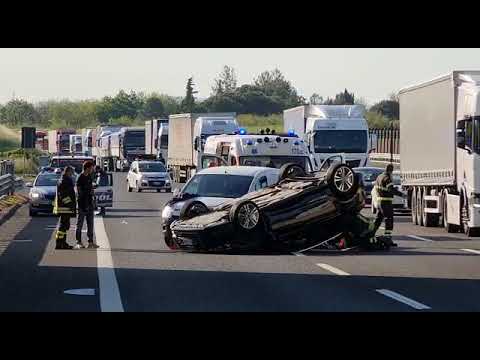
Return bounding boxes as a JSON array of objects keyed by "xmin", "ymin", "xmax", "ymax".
[{"xmin": 202, "ymin": 130, "xmax": 316, "ymax": 172}]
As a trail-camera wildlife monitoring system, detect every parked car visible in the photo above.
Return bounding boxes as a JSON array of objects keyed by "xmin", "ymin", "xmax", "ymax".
[
  {"xmin": 168, "ymin": 163, "xmax": 386, "ymax": 253},
  {"xmin": 162, "ymin": 166, "xmax": 280, "ymax": 247},
  {"xmin": 127, "ymin": 160, "xmax": 172, "ymax": 193},
  {"xmin": 27, "ymin": 168, "xmax": 62, "ymax": 216},
  {"xmin": 371, "ymin": 171, "xmax": 407, "ymax": 214}
]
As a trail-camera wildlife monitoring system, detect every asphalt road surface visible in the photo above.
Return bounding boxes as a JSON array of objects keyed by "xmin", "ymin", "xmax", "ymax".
[{"xmin": 1, "ymin": 172, "xmax": 480, "ymax": 312}]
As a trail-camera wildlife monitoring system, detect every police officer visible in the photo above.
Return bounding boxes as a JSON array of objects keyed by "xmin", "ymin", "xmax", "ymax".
[
  {"xmin": 374, "ymin": 164, "xmax": 403, "ymax": 246},
  {"xmin": 53, "ymin": 166, "xmax": 76, "ymax": 250}
]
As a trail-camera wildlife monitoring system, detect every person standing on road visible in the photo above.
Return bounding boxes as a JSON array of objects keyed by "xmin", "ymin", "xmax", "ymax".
[
  {"xmin": 75, "ymin": 161, "xmax": 99, "ymax": 249},
  {"xmin": 53, "ymin": 166, "xmax": 76, "ymax": 250},
  {"xmin": 373, "ymin": 164, "xmax": 403, "ymax": 247}
]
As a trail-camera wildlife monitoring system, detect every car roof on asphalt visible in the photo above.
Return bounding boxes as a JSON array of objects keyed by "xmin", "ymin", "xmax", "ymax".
[{"xmin": 198, "ymin": 166, "xmax": 279, "ymax": 177}]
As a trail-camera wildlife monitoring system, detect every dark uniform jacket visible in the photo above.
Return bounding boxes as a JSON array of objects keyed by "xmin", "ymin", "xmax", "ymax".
[
  {"xmin": 375, "ymin": 172, "xmax": 403, "ymax": 202},
  {"xmin": 77, "ymin": 173, "xmax": 94, "ymax": 212},
  {"xmin": 53, "ymin": 174, "xmax": 77, "ymax": 216}
]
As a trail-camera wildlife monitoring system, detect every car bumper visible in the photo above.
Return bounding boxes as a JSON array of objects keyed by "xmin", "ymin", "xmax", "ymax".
[
  {"xmin": 170, "ymin": 221, "xmax": 232, "ymax": 251},
  {"xmin": 139, "ymin": 182, "xmax": 171, "ymax": 190},
  {"xmin": 30, "ymin": 203, "xmax": 54, "ymax": 213}
]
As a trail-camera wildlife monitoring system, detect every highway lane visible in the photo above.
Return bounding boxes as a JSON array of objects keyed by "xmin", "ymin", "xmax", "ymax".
[
  {"xmin": 0, "ymin": 172, "xmax": 480, "ymax": 311},
  {"xmin": 101, "ymin": 173, "xmax": 480, "ymax": 311}
]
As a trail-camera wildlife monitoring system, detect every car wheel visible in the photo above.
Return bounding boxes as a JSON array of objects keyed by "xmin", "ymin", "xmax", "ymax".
[
  {"xmin": 278, "ymin": 163, "xmax": 306, "ymax": 181},
  {"xmin": 164, "ymin": 225, "xmax": 176, "ymax": 249},
  {"xmin": 229, "ymin": 200, "xmax": 262, "ymax": 232},
  {"xmin": 179, "ymin": 200, "xmax": 210, "ymax": 220},
  {"xmin": 326, "ymin": 164, "xmax": 359, "ymax": 199}
]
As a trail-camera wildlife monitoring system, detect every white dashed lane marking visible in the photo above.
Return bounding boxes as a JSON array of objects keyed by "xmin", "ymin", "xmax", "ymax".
[
  {"xmin": 316, "ymin": 263, "xmax": 351, "ymax": 276},
  {"xmin": 376, "ymin": 289, "xmax": 431, "ymax": 310}
]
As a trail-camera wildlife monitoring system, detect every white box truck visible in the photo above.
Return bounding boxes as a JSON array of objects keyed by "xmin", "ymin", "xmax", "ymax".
[
  {"xmin": 167, "ymin": 113, "xmax": 238, "ymax": 183},
  {"xmin": 283, "ymin": 105, "xmax": 371, "ymax": 169},
  {"xmin": 399, "ymin": 70, "xmax": 480, "ymax": 236}
]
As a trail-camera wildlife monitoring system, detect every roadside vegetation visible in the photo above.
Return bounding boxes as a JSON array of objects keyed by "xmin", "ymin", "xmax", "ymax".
[{"xmin": 0, "ymin": 67, "xmax": 398, "ymax": 132}]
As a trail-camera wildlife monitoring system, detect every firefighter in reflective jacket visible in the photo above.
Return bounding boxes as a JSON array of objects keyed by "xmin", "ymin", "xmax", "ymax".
[
  {"xmin": 53, "ymin": 166, "xmax": 76, "ymax": 250},
  {"xmin": 373, "ymin": 164, "xmax": 403, "ymax": 246}
]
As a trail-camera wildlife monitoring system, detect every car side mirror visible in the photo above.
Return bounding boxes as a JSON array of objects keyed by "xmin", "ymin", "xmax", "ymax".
[
  {"xmin": 457, "ymin": 135, "xmax": 466, "ymax": 149},
  {"xmin": 172, "ymin": 188, "xmax": 181, "ymax": 198},
  {"xmin": 25, "ymin": 182, "xmax": 33, "ymax": 188}
]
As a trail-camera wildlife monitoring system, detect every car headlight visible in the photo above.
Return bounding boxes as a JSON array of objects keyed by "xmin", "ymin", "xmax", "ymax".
[
  {"xmin": 31, "ymin": 192, "xmax": 42, "ymax": 199},
  {"xmin": 162, "ymin": 205, "xmax": 173, "ymax": 221}
]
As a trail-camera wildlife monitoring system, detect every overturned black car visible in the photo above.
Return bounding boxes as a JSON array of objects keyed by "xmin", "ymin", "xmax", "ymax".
[{"xmin": 168, "ymin": 163, "xmax": 390, "ymax": 253}]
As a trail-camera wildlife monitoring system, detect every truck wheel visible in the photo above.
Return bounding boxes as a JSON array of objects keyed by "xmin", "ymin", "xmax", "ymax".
[
  {"xmin": 411, "ymin": 189, "xmax": 418, "ymax": 225},
  {"xmin": 417, "ymin": 188, "xmax": 424, "ymax": 226},
  {"xmin": 461, "ymin": 196, "xmax": 480, "ymax": 237}
]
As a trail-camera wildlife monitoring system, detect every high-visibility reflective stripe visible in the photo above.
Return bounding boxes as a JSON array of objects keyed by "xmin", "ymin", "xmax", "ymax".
[
  {"xmin": 377, "ymin": 197, "xmax": 393, "ymax": 202},
  {"xmin": 63, "ymin": 197, "xmax": 72, "ymax": 204}
]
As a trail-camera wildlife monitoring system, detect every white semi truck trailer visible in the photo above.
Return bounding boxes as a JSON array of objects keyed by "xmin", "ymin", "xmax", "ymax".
[
  {"xmin": 167, "ymin": 113, "xmax": 238, "ymax": 183},
  {"xmin": 399, "ymin": 70, "xmax": 480, "ymax": 236}
]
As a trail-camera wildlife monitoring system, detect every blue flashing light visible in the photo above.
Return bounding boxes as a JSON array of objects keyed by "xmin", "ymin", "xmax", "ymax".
[
  {"xmin": 288, "ymin": 129, "xmax": 295, "ymax": 137},
  {"xmin": 239, "ymin": 128, "xmax": 247, "ymax": 135}
]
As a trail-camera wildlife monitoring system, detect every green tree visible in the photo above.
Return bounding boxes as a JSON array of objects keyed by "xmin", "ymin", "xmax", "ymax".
[
  {"xmin": 181, "ymin": 77, "xmax": 198, "ymax": 113},
  {"xmin": 0, "ymin": 99, "xmax": 39, "ymax": 127},
  {"xmin": 324, "ymin": 89, "xmax": 355, "ymax": 105},
  {"xmin": 370, "ymin": 99, "xmax": 399, "ymax": 120},
  {"xmin": 142, "ymin": 95, "xmax": 165, "ymax": 119},
  {"xmin": 253, "ymin": 69, "xmax": 303, "ymax": 108},
  {"xmin": 212, "ymin": 65, "xmax": 237, "ymax": 96},
  {"xmin": 309, "ymin": 93, "xmax": 324, "ymax": 105}
]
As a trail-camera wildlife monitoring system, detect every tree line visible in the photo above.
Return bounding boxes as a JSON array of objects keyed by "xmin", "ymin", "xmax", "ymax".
[{"xmin": 0, "ymin": 66, "xmax": 399, "ymax": 129}]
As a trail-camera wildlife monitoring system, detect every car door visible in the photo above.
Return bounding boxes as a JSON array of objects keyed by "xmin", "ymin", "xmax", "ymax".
[{"xmin": 94, "ymin": 173, "xmax": 114, "ymax": 208}]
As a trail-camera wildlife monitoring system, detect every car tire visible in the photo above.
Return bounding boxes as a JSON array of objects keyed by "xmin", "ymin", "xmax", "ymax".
[
  {"xmin": 179, "ymin": 200, "xmax": 210, "ymax": 220},
  {"xmin": 229, "ymin": 200, "xmax": 262, "ymax": 233},
  {"xmin": 278, "ymin": 163, "xmax": 306, "ymax": 181},
  {"xmin": 326, "ymin": 164, "xmax": 359, "ymax": 200},
  {"xmin": 164, "ymin": 226, "xmax": 176, "ymax": 250}
]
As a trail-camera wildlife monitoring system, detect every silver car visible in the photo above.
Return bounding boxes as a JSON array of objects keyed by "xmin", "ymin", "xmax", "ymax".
[
  {"xmin": 27, "ymin": 169, "xmax": 62, "ymax": 216},
  {"xmin": 127, "ymin": 160, "xmax": 172, "ymax": 193}
]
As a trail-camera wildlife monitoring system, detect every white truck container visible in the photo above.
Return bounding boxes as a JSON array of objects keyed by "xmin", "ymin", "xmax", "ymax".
[
  {"xmin": 399, "ymin": 70, "xmax": 480, "ymax": 236},
  {"xmin": 283, "ymin": 105, "xmax": 371, "ymax": 169},
  {"xmin": 48, "ymin": 129, "xmax": 76, "ymax": 155},
  {"xmin": 167, "ymin": 113, "xmax": 238, "ymax": 183},
  {"xmin": 145, "ymin": 118, "xmax": 168, "ymax": 158}
]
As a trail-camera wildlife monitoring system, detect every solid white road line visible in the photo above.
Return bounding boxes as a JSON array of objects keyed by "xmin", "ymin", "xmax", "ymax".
[
  {"xmin": 316, "ymin": 263, "xmax": 351, "ymax": 276},
  {"xmin": 376, "ymin": 289, "xmax": 431, "ymax": 310},
  {"xmin": 94, "ymin": 216, "xmax": 124, "ymax": 312},
  {"xmin": 461, "ymin": 248, "xmax": 480, "ymax": 255},
  {"xmin": 408, "ymin": 235, "xmax": 434, "ymax": 242},
  {"xmin": 292, "ymin": 252, "xmax": 306, "ymax": 257}
]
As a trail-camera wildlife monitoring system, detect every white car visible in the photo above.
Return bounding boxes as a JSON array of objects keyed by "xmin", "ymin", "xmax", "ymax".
[
  {"xmin": 371, "ymin": 171, "xmax": 407, "ymax": 214},
  {"xmin": 127, "ymin": 160, "xmax": 172, "ymax": 193},
  {"xmin": 161, "ymin": 166, "xmax": 280, "ymax": 244}
]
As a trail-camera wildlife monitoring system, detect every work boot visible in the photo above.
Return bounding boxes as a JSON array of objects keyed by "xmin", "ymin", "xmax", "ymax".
[
  {"xmin": 87, "ymin": 242, "xmax": 99, "ymax": 249},
  {"xmin": 56, "ymin": 241, "xmax": 73, "ymax": 250},
  {"xmin": 382, "ymin": 236, "xmax": 397, "ymax": 247}
]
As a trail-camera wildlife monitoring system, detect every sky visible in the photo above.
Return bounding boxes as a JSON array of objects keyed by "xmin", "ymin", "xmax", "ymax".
[{"xmin": 0, "ymin": 48, "xmax": 479, "ymax": 106}]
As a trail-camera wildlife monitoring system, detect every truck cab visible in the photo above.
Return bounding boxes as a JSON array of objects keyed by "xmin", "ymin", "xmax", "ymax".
[{"xmin": 284, "ymin": 105, "xmax": 371, "ymax": 169}]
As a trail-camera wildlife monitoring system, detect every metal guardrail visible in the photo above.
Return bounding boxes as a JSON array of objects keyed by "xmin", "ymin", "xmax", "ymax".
[{"xmin": 0, "ymin": 174, "xmax": 15, "ymax": 197}]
